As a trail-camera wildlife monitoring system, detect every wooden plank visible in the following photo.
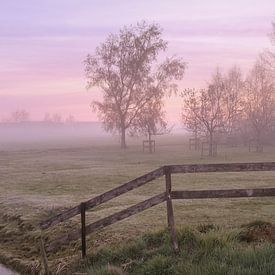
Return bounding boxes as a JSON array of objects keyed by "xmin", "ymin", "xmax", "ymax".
[
  {"xmin": 168, "ymin": 162, "xmax": 275, "ymax": 174},
  {"xmin": 39, "ymin": 237, "xmax": 50, "ymax": 275},
  {"xmin": 165, "ymin": 168, "xmax": 179, "ymax": 252},
  {"xmin": 80, "ymin": 203, "xmax": 86, "ymax": 259},
  {"xmin": 165, "ymin": 169, "xmax": 172, "ymax": 227},
  {"xmin": 171, "ymin": 188, "xmax": 275, "ymax": 200},
  {"xmin": 40, "ymin": 167, "xmax": 164, "ymax": 230},
  {"xmin": 46, "ymin": 192, "xmax": 166, "ymax": 252}
]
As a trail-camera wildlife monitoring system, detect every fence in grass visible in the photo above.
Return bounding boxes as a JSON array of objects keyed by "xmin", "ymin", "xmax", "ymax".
[{"xmin": 40, "ymin": 162, "xmax": 275, "ymax": 258}]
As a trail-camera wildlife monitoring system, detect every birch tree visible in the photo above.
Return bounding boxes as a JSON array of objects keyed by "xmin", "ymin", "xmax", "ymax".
[{"xmin": 84, "ymin": 22, "xmax": 185, "ymax": 148}]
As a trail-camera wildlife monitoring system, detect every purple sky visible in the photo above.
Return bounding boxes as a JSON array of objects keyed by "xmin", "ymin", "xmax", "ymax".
[{"xmin": 0, "ymin": 0, "xmax": 274, "ymax": 122}]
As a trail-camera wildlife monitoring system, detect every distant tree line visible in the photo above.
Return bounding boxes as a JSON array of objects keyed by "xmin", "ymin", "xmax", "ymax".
[
  {"xmin": 1, "ymin": 111, "xmax": 76, "ymax": 125},
  {"xmin": 1, "ymin": 109, "xmax": 31, "ymax": 123},
  {"xmin": 43, "ymin": 113, "xmax": 76, "ymax": 125},
  {"xmin": 182, "ymin": 21, "xmax": 275, "ymax": 156},
  {"xmin": 182, "ymin": 63, "xmax": 274, "ymax": 155}
]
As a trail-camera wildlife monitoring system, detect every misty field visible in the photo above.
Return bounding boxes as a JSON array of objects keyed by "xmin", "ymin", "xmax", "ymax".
[{"xmin": 0, "ymin": 134, "xmax": 275, "ymax": 273}]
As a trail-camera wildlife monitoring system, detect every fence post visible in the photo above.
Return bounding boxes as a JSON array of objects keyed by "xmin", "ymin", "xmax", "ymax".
[
  {"xmin": 39, "ymin": 235, "xmax": 50, "ymax": 275},
  {"xmin": 164, "ymin": 167, "xmax": 179, "ymax": 252},
  {"xmin": 80, "ymin": 202, "xmax": 86, "ymax": 258}
]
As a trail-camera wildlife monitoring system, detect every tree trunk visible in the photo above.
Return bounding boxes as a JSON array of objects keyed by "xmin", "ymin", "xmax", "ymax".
[
  {"xmin": 256, "ymin": 131, "xmax": 263, "ymax": 153},
  {"xmin": 209, "ymin": 131, "xmax": 213, "ymax": 157},
  {"xmin": 120, "ymin": 127, "xmax": 127, "ymax": 149},
  {"xmin": 148, "ymin": 132, "xmax": 152, "ymax": 154},
  {"xmin": 194, "ymin": 129, "xmax": 199, "ymax": 150}
]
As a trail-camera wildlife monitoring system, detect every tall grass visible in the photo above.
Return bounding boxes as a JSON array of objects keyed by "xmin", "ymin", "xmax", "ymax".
[{"xmin": 75, "ymin": 222, "xmax": 275, "ymax": 275}]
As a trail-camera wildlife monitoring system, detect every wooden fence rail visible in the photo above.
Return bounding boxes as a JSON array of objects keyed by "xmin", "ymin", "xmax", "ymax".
[
  {"xmin": 41, "ymin": 167, "xmax": 164, "ymax": 230},
  {"xmin": 46, "ymin": 192, "xmax": 167, "ymax": 253},
  {"xmin": 40, "ymin": 162, "xmax": 275, "ymax": 257}
]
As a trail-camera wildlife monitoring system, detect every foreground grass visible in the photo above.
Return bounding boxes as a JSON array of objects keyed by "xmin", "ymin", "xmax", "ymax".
[{"xmin": 75, "ymin": 221, "xmax": 275, "ymax": 275}]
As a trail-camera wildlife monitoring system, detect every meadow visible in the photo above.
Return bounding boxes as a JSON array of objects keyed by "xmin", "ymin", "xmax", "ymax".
[{"xmin": 0, "ymin": 133, "xmax": 274, "ymax": 274}]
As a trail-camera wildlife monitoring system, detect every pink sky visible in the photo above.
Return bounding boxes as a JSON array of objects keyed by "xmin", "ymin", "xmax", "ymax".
[{"xmin": 0, "ymin": 0, "xmax": 274, "ymax": 122}]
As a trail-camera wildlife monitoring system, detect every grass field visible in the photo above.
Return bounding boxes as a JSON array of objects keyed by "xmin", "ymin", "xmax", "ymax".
[{"xmin": 0, "ymin": 134, "xmax": 275, "ymax": 274}]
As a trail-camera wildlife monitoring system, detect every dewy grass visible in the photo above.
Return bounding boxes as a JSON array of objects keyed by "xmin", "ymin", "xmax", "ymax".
[{"xmin": 75, "ymin": 226, "xmax": 275, "ymax": 275}]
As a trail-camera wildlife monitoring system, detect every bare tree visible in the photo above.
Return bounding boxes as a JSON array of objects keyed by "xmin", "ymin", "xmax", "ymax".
[
  {"xmin": 182, "ymin": 89, "xmax": 222, "ymax": 156},
  {"xmin": 260, "ymin": 21, "xmax": 275, "ymax": 73},
  {"xmin": 223, "ymin": 66, "xmax": 244, "ymax": 136},
  {"xmin": 43, "ymin": 113, "xmax": 52, "ymax": 124},
  {"xmin": 43, "ymin": 113, "xmax": 63, "ymax": 125},
  {"xmin": 52, "ymin": 113, "xmax": 62, "ymax": 124},
  {"xmin": 84, "ymin": 22, "xmax": 185, "ymax": 149},
  {"xmin": 130, "ymin": 98, "xmax": 169, "ymax": 153},
  {"xmin": 65, "ymin": 114, "xmax": 76, "ymax": 124},
  {"xmin": 182, "ymin": 67, "xmax": 245, "ymax": 155},
  {"xmin": 243, "ymin": 62, "xmax": 275, "ymax": 152},
  {"xmin": 182, "ymin": 70, "xmax": 225, "ymax": 156},
  {"xmin": 10, "ymin": 109, "xmax": 30, "ymax": 123}
]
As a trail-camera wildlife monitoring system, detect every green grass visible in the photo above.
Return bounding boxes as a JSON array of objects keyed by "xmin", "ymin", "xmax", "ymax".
[
  {"xmin": 0, "ymin": 134, "xmax": 275, "ymax": 273},
  {"xmin": 75, "ymin": 222, "xmax": 275, "ymax": 275}
]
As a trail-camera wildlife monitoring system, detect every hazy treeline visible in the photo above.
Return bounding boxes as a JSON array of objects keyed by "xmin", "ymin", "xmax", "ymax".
[
  {"xmin": 182, "ymin": 63, "xmax": 275, "ymax": 155},
  {"xmin": 1, "ymin": 111, "xmax": 76, "ymax": 125},
  {"xmin": 85, "ymin": 21, "xmax": 275, "ymax": 154}
]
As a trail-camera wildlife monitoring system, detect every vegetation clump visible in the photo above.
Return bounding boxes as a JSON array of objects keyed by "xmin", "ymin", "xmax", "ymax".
[{"xmin": 239, "ymin": 220, "xmax": 275, "ymax": 243}]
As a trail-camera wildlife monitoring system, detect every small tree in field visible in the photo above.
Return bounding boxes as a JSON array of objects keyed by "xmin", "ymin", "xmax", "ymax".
[
  {"xmin": 84, "ymin": 22, "xmax": 185, "ymax": 149},
  {"xmin": 10, "ymin": 109, "xmax": 30, "ymax": 123},
  {"xmin": 65, "ymin": 114, "xmax": 76, "ymax": 124},
  {"xmin": 43, "ymin": 113, "xmax": 51, "ymax": 123},
  {"xmin": 243, "ymin": 62, "xmax": 275, "ymax": 152},
  {"xmin": 130, "ymin": 98, "xmax": 169, "ymax": 153},
  {"xmin": 182, "ymin": 70, "xmax": 225, "ymax": 156}
]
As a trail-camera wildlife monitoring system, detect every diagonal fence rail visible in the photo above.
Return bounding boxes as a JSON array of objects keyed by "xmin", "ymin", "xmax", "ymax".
[
  {"xmin": 41, "ymin": 167, "xmax": 164, "ymax": 230},
  {"xmin": 40, "ymin": 162, "xmax": 275, "ymax": 257}
]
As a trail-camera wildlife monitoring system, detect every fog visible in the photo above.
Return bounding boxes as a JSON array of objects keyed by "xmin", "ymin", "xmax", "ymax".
[
  {"xmin": 0, "ymin": 122, "xmax": 108, "ymax": 149},
  {"xmin": 0, "ymin": 122, "xmax": 186, "ymax": 150}
]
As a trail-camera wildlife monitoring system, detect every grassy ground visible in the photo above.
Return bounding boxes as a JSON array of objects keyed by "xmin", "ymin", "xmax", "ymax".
[
  {"xmin": 76, "ymin": 221, "xmax": 275, "ymax": 275},
  {"xmin": 0, "ymin": 134, "xmax": 275, "ymax": 274}
]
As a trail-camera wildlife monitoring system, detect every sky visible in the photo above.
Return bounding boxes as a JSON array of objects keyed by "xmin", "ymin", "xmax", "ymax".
[{"xmin": 0, "ymin": 0, "xmax": 274, "ymax": 122}]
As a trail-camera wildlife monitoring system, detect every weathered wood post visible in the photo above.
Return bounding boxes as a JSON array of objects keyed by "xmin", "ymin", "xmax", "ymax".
[
  {"xmin": 164, "ymin": 166, "xmax": 179, "ymax": 252},
  {"xmin": 39, "ymin": 235, "xmax": 50, "ymax": 275},
  {"xmin": 80, "ymin": 202, "xmax": 86, "ymax": 258}
]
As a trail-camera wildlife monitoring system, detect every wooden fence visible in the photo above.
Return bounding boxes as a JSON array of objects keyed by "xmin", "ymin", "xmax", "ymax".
[{"xmin": 40, "ymin": 162, "xmax": 275, "ymax": 258}]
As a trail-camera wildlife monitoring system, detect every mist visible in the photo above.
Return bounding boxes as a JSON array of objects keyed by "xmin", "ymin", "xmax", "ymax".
[{"xmin": 1, "ymin": 1, "xmax": 275, "ymax": 274}]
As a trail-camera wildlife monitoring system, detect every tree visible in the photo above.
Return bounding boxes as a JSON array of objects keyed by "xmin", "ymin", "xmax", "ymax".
[
  {"xmin": 260, "ymin": 21, "xmax": 275, "ymax": 73},
  {"xmin": 43, "ymin": 113, "xmax": 52, "ymax": 124},
  {"xmin": 84, "ymin": 22, "xmax": 185, "ymax": 149},
  {"xmin": 43, "ymin": 113, "xmax": 63, "ymax": 125},
  {"xmin": 243, "ymin": 62, "xmax": 275, "ymax": 152},
  {"xmin": 10, "ymin": 109, "xmax": 30, "ymax": 123},
  {"xmin": 52, "ymin": 113, "xmax": 62, "ymax": 124},
  {"xmin": 182, "ymin": 70, "xmax": 225, "ymax": 156},
  {"xmin": 129, "ymin": 98, "xmax": 169, "ymax": 153},
  {"xmin": 65, "ymin": 114, "xmax": 76, "ymax": 124},
  {"xmin": 182, "ymin": 68, "xmax": 243, "ymax": 156},
  {"xmin": 223, "ymin": 66, "xmax": 244, "ymax": 136}
]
